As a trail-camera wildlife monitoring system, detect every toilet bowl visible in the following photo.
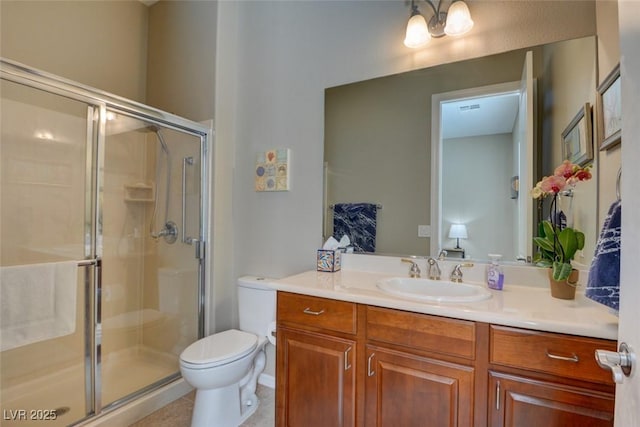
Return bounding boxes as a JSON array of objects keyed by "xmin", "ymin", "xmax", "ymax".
[{"xmin": 179, "ymin": 276, "xmax": 275, "ymax": 427}]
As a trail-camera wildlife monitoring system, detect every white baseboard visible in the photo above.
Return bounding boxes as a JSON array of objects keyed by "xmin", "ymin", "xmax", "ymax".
[{"xmin": 258, "ymin": 373, "xmax": 275, "ymax": 389}]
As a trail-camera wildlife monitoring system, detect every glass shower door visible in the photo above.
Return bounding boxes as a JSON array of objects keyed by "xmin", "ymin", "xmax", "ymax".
[
  {"xmin": 100, "ymin": 112, "xmax": 203, "ymax": 406},
  {"xmin": 0, "ymin": 80, "xmax": 93, "ymax": 425}
]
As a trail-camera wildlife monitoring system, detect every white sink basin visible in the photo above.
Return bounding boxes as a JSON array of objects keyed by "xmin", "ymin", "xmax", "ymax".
[{"xmin": 377, "ymin": 277, "xmax": 492, "ymax": 303}]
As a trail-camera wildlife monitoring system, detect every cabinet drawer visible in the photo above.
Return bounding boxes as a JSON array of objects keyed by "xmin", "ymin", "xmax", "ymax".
[
  {"xmin": 277, "ymin": 292, "xmax": 356, "ymax": 335},
  {"xmin": 366, "ymin": 306, "xmax": 476, "ymax": 360},
  {"xmin": 490, "ymin": 325, "xmax": 616, "ymax": 384}
]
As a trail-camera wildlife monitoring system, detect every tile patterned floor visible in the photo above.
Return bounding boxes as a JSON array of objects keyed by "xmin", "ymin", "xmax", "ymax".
[{"xmin": 129, "ymin": 385, "xmax": 274, "ymax": 427}]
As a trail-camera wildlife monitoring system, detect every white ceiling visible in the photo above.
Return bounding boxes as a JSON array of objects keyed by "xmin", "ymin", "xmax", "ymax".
[{"xmin": 441, "ymin": 92, "xmax": 520, "ymax": 139}]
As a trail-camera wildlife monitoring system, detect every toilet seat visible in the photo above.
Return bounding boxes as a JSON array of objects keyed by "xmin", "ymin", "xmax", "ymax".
[{"xmin": 180, "ymin": 329, "xmax": 258, "ymax": 369}]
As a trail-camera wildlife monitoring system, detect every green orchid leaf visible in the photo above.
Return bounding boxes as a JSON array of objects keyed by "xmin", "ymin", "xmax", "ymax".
[
  {"xmin": 575, "ymin": 230, "xmax": 585, "ymax": 251},
  {"xmin": 534, "ymin": 236, "xmax": 555, "ymax": 253},
  {"xmin": 536, "ymin": 258, "xmax": 553, "ymax": 268},
  {"xmin": 542, "ymin": 220, "xmax": 555, "ymax": 239},
  {"xmin": 552, "ymin": 261, "xmax": 573, "ymax": 281},
  {"xmin": 558, "ymin": 227, "xmax": 578, "ymax": 261}
]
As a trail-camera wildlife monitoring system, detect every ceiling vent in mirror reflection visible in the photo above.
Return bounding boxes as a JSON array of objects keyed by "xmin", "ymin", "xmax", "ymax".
[
  {"xmin": 459, "ymin": 104, "xmax": 480, "ymax": 112},
  {"xmin": 442, "ymin": 93, "xmax": 519, "ymax": 139}
]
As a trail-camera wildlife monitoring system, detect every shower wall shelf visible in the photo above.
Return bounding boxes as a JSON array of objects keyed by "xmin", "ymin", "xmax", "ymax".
[{"xmin": 124, "ymin": 183, "xmax": 155, "ymax": 203}]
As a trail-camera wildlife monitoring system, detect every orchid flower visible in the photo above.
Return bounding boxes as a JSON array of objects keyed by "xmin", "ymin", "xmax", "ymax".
[{"xmin": 531, "ymin": 161, "xmax": 592, "ymax": 199}]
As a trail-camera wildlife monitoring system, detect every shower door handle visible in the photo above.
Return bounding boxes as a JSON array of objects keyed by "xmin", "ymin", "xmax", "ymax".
[{"xmin": 182, "ymin": 156, "xmax": 195, "ymax": 244}]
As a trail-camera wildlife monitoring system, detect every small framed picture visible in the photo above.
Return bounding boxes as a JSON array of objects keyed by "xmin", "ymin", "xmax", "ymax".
[
  {"xmin": 596, "ymin": 63, "xmax": 622, "ymax": 150},
  {"xmin": 562, "ymin": 103, "xmax": 593, "ymax": 167}
]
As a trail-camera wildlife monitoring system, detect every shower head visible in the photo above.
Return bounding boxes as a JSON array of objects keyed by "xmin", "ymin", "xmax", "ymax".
[
  {"xmin": 154, "ymin": 127, "xmax": 169, "ymax": 156},
  {"xmin": 138, "ymin": 124, "xmax": 169, "ymax": 155}
]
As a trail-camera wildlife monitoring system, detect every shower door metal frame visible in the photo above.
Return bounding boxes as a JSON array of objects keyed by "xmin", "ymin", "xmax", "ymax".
[{"xmin": 1, "ymin": 58, "xmax": 210, "ymax": 423}]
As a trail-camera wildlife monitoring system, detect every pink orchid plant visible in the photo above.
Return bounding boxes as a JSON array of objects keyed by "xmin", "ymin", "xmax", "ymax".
[{"xmin": 531, "ymin": 160, "xmax": 592, "ymax": 281}]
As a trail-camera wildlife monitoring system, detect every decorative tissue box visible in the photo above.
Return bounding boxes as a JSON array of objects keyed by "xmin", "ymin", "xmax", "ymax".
[{"xmin": 317, "ymin": 249, "xmax": 342, "ymax": 272}]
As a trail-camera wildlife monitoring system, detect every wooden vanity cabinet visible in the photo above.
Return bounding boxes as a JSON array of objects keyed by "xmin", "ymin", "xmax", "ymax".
[
  {"xmin": 364, "ymin": 307, "xmax": 479, "ymax": 427},
  {"xmin": 487, "ymin": 326, "xmax": 617, "ymax": 427},
  {"xmin": 276, "ymin": 292, "xmax": 617, "ymax": 427},
  {"xmin": 276, "ymin": 292, "xmax": 358, "ymax": 427}
]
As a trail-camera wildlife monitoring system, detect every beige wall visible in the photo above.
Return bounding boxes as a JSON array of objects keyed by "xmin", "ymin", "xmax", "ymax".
[
  {"xmin": 146, "ymin": 1, "xmax": 216, "ymax": 122},
  {"xmin": 0, "ymin": 0, "xmax": 149, "ymax": 102}
]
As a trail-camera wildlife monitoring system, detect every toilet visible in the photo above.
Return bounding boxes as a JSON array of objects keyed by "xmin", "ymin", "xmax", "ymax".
[{"xmin": 179, "ymin": 276, "xmax": 276, "ymax": 427}]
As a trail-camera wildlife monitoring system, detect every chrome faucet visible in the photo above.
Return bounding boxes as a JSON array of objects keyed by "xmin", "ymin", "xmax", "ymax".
[
  {"xmin": 401, "ymin": 258, "xmax": 421, "ymax": 278},
  {"xmin": 437, "ymin": 249, "xmax": 448, "ymax": 260},
  {"xmin": 426, "ymin": 257, "xmax": 441, "ymax": 280},
  {"xmin": 450, "ymin": 263, "xmax": 474, "ymax": 283}
]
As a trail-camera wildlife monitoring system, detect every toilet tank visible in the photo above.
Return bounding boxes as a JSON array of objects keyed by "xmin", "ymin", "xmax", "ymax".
[{"xmin": 238, "ymin": 276, "xmax": 276, "ymax": 337}]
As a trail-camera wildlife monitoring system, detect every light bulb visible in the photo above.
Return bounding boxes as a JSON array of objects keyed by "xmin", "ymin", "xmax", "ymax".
[
  {"xmin": 404, "ymin": 13, "xmax": 430, "ymax": 48},
  {"xmin": 444, "ymin": 1, "xmax": 474, "ymax": 36}
]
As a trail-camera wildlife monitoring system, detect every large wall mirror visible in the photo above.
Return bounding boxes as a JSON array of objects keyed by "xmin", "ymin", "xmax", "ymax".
[{"xmin": 324, "ymin": 36, "xmax": 598, "ymax": 264}]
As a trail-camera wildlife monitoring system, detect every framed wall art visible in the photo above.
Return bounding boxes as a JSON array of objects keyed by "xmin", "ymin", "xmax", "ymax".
[
  {"xmin": 596, "ymin": 63, "xmax": 622, "ymax": 150},
  {"xmin": 561, "ymin": 103, "xmax": 593, "ymax": 167},
  {"xmin": 255, "ymin": 148, "xmax": 291, "ymax": 192}
]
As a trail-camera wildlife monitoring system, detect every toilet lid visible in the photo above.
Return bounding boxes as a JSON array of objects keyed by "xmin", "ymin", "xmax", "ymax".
[{"xmin": 180, "ymin": 329, "xmax": 258, "ymax": 366}]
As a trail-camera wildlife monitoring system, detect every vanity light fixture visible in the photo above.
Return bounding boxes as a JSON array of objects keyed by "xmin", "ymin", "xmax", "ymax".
[
  {"xmin": 448, "ymin": 223, "xmax": 468, "ymax": 249},
  {"xmin": 403, "ymin": 0, "xmax": 474, "ymax": 49}
]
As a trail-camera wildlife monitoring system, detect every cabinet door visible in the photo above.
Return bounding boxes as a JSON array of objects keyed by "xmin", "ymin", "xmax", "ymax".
[
  {"xmin": 276, "ymin": 327, "xmax": 356, "ymax": 427},
  {"xmin": 488, "ymin": 371, "xmax": 614, "ymax": 427},
  {"xmin": 365, "ymin": 346, "xmax": 474, "ymax": 427}
]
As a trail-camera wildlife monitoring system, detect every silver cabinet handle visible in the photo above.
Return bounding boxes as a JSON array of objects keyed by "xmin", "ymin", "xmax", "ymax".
[
  {"xmin": 546, "ymin": 350, "xmax": 579, "ymax": 363},
  {"xmin": 495, "ymin": 380, "xmax": 500, "ymax": 410},
  {"xmin": 344, "ymin": 347, "xmax": 352, "ymax": 371},
  {"xmin": 303, "ymin": 307, "xmax": 325, "ymax": 316},
  {"xmin": 595, "ymin": 342, "xmax": 634, "ymax": 384},
  {"xmin": 367, "ymin": 353, "xmax": 376, "ymax": 377}
]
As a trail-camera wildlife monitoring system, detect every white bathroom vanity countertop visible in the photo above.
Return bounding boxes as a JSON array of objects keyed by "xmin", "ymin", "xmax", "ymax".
[{"xmin": 268, "ymin": 255, "xmax": 619, "ymax": 341}]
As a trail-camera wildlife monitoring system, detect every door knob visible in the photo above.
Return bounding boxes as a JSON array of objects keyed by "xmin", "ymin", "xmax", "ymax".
[{"xmin": 595, "ymin": 342, "xmax": 634, "ymax": 384}]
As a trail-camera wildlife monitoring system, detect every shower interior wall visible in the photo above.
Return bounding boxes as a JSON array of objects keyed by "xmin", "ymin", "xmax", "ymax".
[
  {"xmin": 0, "ymin": 86, "xmax": 204, "ymax": 425},
  {"xmin": 0, "ymin": 86, "xmax": 90, "ymax": 388},
  {"xmin": 0, "ymin": 95, "xmax": 168, "ymax": 387},
  {"xmin": 101, "ymin": 129, "xmax": 159, "ymax": 356}
]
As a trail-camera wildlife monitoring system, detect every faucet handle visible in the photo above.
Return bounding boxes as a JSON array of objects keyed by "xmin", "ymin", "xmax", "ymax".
[
  {"xmin": 401, "ymin": 258, "xmax": 421, "ymax": 278},
  {"xmin": 450, "ymin": 263, "xmax": 474, "ymax": 283}
]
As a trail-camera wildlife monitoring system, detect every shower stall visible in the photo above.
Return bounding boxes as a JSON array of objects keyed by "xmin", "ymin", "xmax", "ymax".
[{"xmin": 0, "ymin": 59, "xmax": 210, "ymax": 426}]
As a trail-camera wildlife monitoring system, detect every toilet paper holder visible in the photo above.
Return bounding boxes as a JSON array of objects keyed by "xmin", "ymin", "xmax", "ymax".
[{"xmin": 267, "ymin": 321, "xmax": 277, "ymax": 346}]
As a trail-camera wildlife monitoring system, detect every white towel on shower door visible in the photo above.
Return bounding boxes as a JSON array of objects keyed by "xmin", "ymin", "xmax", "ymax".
[{"xmin": 0, "ymin": 261, "xmax": 78, "ymax": 351}]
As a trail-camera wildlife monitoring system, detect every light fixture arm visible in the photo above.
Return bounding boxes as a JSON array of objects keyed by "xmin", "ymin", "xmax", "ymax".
[
  {"xmin": 423, "ymin": 0, "xmax": 449, "ymax": 38},
  {"xmin": 422, "ymin": 0, "xmax": 440, "ymax": 17}
]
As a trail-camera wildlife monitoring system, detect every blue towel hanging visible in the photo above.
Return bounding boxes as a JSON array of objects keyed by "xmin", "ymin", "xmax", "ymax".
[
  {"xmin": 333, "ymin": 203, "xmax": 377, "ymax": 253},
  {"xmin": 586, "ymin": 199, "xmax": 621, "ymax": 311}
]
